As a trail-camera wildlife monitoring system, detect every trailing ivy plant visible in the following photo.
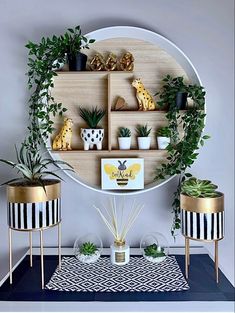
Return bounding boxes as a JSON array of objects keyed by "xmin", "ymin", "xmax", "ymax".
[
  {"xmin": 155, "ymin": 75, "xmax": 210, "ymax": 236},
  {"xmin": 25, "ymin": 26, "xmax": 95, "ymax": 154}
]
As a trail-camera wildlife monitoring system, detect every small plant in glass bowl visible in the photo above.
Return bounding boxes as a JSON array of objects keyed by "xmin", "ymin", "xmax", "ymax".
[
  {"xmin": 79, "ymin": 106, "xmax": 106, "ymax": 150},
  {"xmin": 156, "ymin": 126, "xmax": 171, "ymax": 150},
  {"xmin": 118, "ymin": 127, "xmax": 131, "ymax": 150},
  {"xmin": 144, "ymin": 243, "xmax": 166, "ymax": 263},
  {"xmin": 136, "ymin": 124, "xmax": 152, "ymax": 150},
  {"xmin": 74, "ymin": 233, "xmax": 103, "ymax": 264}
]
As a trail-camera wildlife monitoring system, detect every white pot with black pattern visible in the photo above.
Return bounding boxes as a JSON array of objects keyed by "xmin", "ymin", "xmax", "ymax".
[
  {"xmin": 81, "ymin": 128, "xmax": 104, "ymax": 150},
  {"xmin": 7, "ymin": 179, "xmax": 61, "ymax": 231}
]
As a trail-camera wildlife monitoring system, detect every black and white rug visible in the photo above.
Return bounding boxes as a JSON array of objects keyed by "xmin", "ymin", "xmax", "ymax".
[{"xmin": 46, "ymin": 256, "xmax": 189, "ymax": 293}]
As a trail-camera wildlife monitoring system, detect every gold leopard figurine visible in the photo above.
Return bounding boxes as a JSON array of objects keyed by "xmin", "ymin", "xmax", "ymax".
[
  {"xmin": 52, "ymin": 118, "xmax": 73, "ymax": 150},
  {"xmin": 132, "ymin": 78, "xmax": 156, "ymax": 111}
]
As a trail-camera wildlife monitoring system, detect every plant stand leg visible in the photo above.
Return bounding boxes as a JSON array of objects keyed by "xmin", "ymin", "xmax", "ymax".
[
  {"xmin": 215, "ymin": 240, "xmax": 219, "ymax": 283},
  {"xmin": 29, "ymin": 231, "xmax": 33, "ymax": 267},
  {"xmin": 188, "ymin": 238, "xmax": 190, "ymax": 265},
  {"xmin": 58, "ymin": 222, "xmax": 61, "ymax": 270},
  {"xmin": 9, "ymin": 228, "xmax": 12, "ymax": 284},
  {"xmin": 185, "ymin": 237, "xmax": 189, "ymax": 279},
  {"xmin": 40, "ymin": 230, "xmax": 44, "ymax": 289}
]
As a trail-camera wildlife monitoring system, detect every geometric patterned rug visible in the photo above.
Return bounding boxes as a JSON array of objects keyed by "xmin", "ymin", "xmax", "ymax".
[{"xmin": 46, "ymin": 256, "xmax": 189, "ymax": 293}]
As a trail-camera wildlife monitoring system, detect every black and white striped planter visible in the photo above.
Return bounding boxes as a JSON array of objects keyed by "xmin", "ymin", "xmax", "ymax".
[
  {"xmin": 180, "ymin": 193, "xmax": 224, "ymax": 241},
  {"xmin": 7, "ymin": 180, "xmax": 61, "ymax": 230}
]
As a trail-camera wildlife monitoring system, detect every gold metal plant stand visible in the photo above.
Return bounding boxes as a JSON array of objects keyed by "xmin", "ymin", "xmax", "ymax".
[
  {"xmin": 185, "ymin": 237, "xmax": 221, "ymax": 283},
  {"xmin": 9, "ymin": 222, "xmax": 61, "ymax": 289}
]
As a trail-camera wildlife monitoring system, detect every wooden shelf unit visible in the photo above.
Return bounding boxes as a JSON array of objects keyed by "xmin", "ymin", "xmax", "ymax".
[{"xmin": 50, "ymin": 37, "xmax": 190, "ymax": 188}]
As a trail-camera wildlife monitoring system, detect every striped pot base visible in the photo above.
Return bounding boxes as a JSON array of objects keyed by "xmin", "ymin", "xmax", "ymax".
[
  {"xmin": 8, "ymin": 198, "xmax": 61, "ymax": 230},
  {"xmin": 181, "ymin": 209, "xmax": 224, "ymax": 241}
]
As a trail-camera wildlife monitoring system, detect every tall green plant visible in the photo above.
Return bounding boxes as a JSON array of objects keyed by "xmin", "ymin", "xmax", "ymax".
[
  {"xmin": 25, "ymin": 26, "xmax": 95, "ymax": 154},
  {"xmin": 155, "ymin": 76, "xmax": 209, "ymax": 236}
]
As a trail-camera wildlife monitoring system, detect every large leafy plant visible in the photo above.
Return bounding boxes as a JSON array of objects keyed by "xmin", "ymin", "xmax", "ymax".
[
  {"xmin": 155, "ymin": 75, "xmax": 209, "ymax": 236},
  {"xmin": 25, "ymin": 25, "xmax": 95, "ymax": 154},
  {"xmin": 0, "ymin": 145, "xmax": 73, "ymax": 187}
]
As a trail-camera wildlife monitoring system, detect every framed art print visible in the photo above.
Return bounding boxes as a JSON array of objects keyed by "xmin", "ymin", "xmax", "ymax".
[{"xmin": 101, "ymin": 158, "xmax": 144, "ymax": 190}]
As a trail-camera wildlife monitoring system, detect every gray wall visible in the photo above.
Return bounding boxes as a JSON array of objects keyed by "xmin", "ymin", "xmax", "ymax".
[{"xmin": 0, "ymin": 0, "xmax": 234, "ymax": 285}]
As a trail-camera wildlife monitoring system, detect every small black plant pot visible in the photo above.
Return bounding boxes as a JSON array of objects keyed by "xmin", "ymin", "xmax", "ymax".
[
  {"xmin": 175, "ymin": 92, "xmax": 188, "ymax": 109},
  {"xmin": 68, "ymin": 52, "xmax": 87, "ymax": 71}
]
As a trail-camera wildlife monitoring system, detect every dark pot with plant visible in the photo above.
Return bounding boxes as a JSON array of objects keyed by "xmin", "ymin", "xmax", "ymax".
[
  {"xmin": 79, "ymin": 106, "xmax": 106, "ymax": 150},
  {"xmin": 0, "ymin": 145, "xmax": 73, "ymax": 231},
  {"xmin": 180, "ymin": 177, "xmax": 224, "ymax": 241},
  {"xmin": 65, "ymin": 26, "xmax": 95, "ymax": 71}
]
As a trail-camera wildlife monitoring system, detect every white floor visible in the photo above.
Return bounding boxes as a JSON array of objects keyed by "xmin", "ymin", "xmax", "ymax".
[{"xmin": 0, "ymin": 247, "xmax": 234, "ymax": 313}]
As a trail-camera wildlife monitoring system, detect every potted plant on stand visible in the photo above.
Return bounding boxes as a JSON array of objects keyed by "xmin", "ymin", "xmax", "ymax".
[
  {"xmin": 79, "ymin": 106, "xmax": 106, "ymax": 150},
  {"xmin": 136, "ymin": 124, "xmax": 152, "ymax": 150},
  {"xmin": 180, "ymin": 177, "xmax": 224, "ymax": 282},
  {"xmin": 118, "ymin": 127, "xmax": 131, "ymax": 150},
  {"xmin": 65, "ymin": 26, "xmax": 95, "ymax": 71},
  {"xmin": 156, "ymin": 126, "xmax": 171, "ymax": 150},
  {"xmin": 0, "ymin": 144, "xmax": 73, "ymax": 288}
]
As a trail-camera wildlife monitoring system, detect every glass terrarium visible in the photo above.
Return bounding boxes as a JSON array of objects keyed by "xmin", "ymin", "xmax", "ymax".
[
  {"xmin": 73, "ymin": 233, "xmax": 103, "ymax": 264},
  {"xmin": 140, "ymin": 232, "xmax": 169, "ymax": 263}
]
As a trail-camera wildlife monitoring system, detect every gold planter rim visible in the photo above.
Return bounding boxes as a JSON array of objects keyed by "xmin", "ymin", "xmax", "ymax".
[
  {"xmin": 7, "ymin": 179, "xmax": 61, "ymax": 203},
  {"xmin": 180, "ymin": 192, "xmax": 224, "ymax": 213}
]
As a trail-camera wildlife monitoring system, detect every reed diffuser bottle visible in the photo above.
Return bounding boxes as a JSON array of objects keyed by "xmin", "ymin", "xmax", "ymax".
[{"xmin": 94, "ymin": 198, "xmax": 144, "ymax": 266}]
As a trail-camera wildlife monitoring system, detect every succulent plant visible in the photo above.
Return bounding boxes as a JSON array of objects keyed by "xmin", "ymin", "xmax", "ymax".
[
  {"xmin": 136, "ymin": 124, "xmax": 152, "ymax": 137},
  {"xmin": 181, "ymin": 177, "xmax": 218, "ymax": 198},
  {"xmin": 144, "ymin": 244, "xmax": 166, "ymax": 258},
  {"xmin": 118, "ymin": 127, "xmax": 131, "ymax": 137},
  {"xmin": 79, "ymin": 242, "xmax": 98, "ymax": 256},
  {"xmin": 157, "ymin": 126, "xmax": 171, "ymax": 137},
  {"xmin": 79, "ymin": 106, "xmax": 106, "ymax": 129},
  {"xmin": 0, "ymin": 144, "xmax": 73, "ymax": 187}
]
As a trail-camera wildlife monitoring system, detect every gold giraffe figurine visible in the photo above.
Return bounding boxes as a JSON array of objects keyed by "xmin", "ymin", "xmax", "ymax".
[
  {"xmin": 132, "ymin": 78, "xmax": 156, "ymax": 111},
  {"xmin": 52, "ymin": 117, "xmax": 73, "ymax": 150}
]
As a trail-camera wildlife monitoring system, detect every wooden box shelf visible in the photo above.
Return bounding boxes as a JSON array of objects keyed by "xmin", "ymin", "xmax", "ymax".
[{"xmin": 50, "ymin": 37, "xmax": 190, "ymax": 188}]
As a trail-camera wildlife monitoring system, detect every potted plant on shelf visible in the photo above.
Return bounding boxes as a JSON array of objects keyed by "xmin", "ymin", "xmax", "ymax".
[
  {"xmin": 118, "ymin": 127, "xmax": 131, "ymax": 150},
  {"xmin": 156, "ymin": 126, "xmax": 171, "ymax": 150},
  {"xmin": 65, "ymin": 26, "xmax": 95, "ymax": 71},
  {"xmin": 79, "ymin": 106, "xmax": 106, "ymax": 150},
  {"xmin": 143, "ymin": 243, "xmax": 167, "ymax": 263},
  {"xmin": 180, "ymin": 177, "xmax": 224, "ymax": 241},
  {"xmin": 0, "ymin": 145, "xmax": 73, "ymax": 231},
  {"xmin": 136, "ymin": 124, "xmax": 152, "ymax": 150}
]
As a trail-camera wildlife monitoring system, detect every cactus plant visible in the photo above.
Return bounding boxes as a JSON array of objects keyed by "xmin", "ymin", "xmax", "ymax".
[
  {"xmin": 144, "ymin": 244, "xmax": 166, "ymax": 258},
  {"xmin": 136, "ymin": 124, "xmax": 152, "ymax": 137},
  {"xmin": 118, "ymin": 127, "xmax": 131, "ymax": 137},
  {"xmin": 79, "ymin": 106, "xmax": 106, "ymax": 129},
  {"xmin": 79, "ymin": 242, "xmax": 98, "ymax": 256},
  {"xmin": 157, "ymin": 126, "xmax": 171, "ymax": 138},
  {"xmin": 181, "ymin": 177, "xmax": 218, "ymax": 198}
]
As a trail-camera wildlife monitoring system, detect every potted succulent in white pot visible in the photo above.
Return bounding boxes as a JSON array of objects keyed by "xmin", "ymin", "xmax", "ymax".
[
  {"xmin": 136, "ymin": 124, "xmax": 152, "ymax": 150},
  {"xmin": 143, "ymin": 243, "xmax": 167, "ymax": 263},
  {"xmin": 118, "ymin": 127, "xmax": 131, "ymax": 150},
  {"xmin": 156, "ymin": 127, "xmax": 171, "ymax": 150},
  {"xmin": 79, "ymin": 107, "xmax": 106, "ymax": 150}
]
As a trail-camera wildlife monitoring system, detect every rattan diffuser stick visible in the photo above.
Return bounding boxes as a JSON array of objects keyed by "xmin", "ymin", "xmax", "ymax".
[{"xmin": 94, "ymin": 198, "xmax": 144, "ymax": 242}]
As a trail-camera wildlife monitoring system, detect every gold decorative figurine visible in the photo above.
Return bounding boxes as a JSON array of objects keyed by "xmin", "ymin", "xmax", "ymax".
[
  {"xmin": 90, "ymin": 53, "xmax": 105, "ymax": 71},
  {"xmin": 120, "ymin": 52, "xmax": 134, "ymax": 71},
  {"xmin": 52, "ymin": 117, "xmax": 73, "ymax": 150},
  {"xmin": 105, "ymin": 53, "xmax": 117, "ymax": 71},
  {"xmin": 132, "ymin": 78, "xmax": 156, "ymax": 111}
]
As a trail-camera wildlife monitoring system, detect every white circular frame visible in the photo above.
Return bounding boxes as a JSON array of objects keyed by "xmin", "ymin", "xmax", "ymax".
[{"xmin": 48, "ymin": 26, "xmax": 202, "ymax": 195}]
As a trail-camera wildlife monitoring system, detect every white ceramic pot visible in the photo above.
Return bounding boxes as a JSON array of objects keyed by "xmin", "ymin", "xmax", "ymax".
[
  {"xmin": 157, "ymin": 136, "xmax": 170, "ymax": 150},
  {"xmin": 118, "ymin": 137, "xmax": 131, "ymax": 150},
  {"xmin": 81, "ymin": 128, "xmax": 104, "ymax": 150},
  {"xmin": 137, "ymin": 137, "xmax": 151, "ymax": 150}
]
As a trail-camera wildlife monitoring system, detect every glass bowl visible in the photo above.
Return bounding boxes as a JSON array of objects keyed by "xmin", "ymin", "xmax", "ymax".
[
  {"xmin": 140, "ymin": 232, "xmax": 169, "ymax": 263},
  {"xmin": 73, "ymin": 233, "xmax": 103, "ymax": 264}
]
